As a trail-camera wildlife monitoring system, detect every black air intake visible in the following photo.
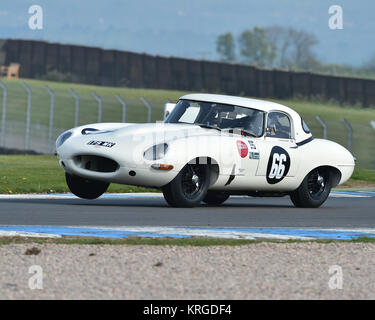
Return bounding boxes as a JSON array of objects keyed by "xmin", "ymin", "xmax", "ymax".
[{"xmin": 74, "ymin": 155, "xmax": 119, "ymax": 173}]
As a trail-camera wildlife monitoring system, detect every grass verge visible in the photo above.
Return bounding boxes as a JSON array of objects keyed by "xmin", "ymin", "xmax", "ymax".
[
  {"xmin": 1, "ymin": 236, "xmax": 375, "ymax": 246},
  {"xmin": 0, "ymin": 155, "xmax": 156, "ymax": 194},
  {"xmin": 0, "ymin": 155, "xmax": 374, "ymax": 194}
]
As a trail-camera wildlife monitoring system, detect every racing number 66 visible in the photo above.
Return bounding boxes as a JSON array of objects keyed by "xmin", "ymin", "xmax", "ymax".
[{"xmin": 268, "ymin": 153, "xmax": 286, "ymax": 179}]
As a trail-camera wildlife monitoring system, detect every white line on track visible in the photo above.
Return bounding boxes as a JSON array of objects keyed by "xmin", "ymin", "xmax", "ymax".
[{"xmin": 0, "ymin": 230, "xmax": 61, "ymax": 238}]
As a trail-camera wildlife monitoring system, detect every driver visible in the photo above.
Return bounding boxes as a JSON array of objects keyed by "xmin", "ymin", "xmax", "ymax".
[{"xmin": 267, "ymin": 114, "xmax": 289, "ymax": 138}]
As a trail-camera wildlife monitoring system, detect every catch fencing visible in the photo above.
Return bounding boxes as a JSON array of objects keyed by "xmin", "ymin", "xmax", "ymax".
[
  {"xmin": 0, "ymin": 79, "xmax": 375, "ymax": 169},
  {"xmin": 0, "ymin": 80, "xmax": 157, "ymax": 155}
]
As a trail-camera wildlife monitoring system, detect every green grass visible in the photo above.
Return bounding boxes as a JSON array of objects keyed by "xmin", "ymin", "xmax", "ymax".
[
  {"xmin": 0, "ymin": 78, "xmax": 375, "ymax": 168},
  {"xmin": 350, "ymin": 168, "xmax": 375, "ymax": 184},
  {"xmin": 0, "ymin": 155, "xmax": 156, "ymax": 194},
  {"xmin": 0, "ymin": 155, "xmax": 374, "ymax": 194}
]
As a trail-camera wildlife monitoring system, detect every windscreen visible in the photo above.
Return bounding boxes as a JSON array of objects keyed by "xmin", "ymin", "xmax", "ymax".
[{"xmin": 165, "ymin": 99, "xmax": 265, "ymax": 137}]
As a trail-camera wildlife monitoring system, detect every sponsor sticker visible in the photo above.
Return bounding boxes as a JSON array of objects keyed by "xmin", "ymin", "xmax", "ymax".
[
  {"xmin": 248, "ymin": 140, "xmax": 257, "ymax": 150},
  {"xmin": 236, "ymin": 140, "xmax": 248, "ymax": 158},
  {"xmin": 249, "ymin": 152, "xmax": 260, "ymax": 160}
]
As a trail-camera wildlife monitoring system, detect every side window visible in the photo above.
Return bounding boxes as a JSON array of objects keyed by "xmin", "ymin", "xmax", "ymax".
[
  {"xmin": 266, "ymin": 112, "xmax": 291, "ymax": 139},
  {"xmin": 301, "ymin": 118, "xmax": 311, "ymax": 133}
]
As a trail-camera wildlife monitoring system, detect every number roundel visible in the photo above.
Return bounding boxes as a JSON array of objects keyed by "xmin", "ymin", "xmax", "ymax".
[{"xmin": 266, "ymin": 146, "xmax": 291, "ymax": 184}]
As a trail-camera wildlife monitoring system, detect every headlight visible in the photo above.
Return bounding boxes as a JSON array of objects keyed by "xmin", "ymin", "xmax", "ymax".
[
  {"xmin": 143, "ymin": 143, "xmax": 168, "ymax": 160},
  {"xmin": 56, "ymin": 131, "xmax": 72, "ymax": 149}
]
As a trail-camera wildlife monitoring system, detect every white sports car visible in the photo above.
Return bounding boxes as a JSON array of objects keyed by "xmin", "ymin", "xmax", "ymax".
[{"xmin": 56, "ymin": 93, "xmax": 355, "ymax": 208}]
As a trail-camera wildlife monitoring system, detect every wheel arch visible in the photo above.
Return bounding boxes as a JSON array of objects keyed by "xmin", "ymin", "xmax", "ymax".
[
  {"xmin": 312, "ymin": 165, "xmax": 342, "ymax": 188},
  {"xmin": 186, "ymin": 156, "xmax": 220, "ymax": 187}
]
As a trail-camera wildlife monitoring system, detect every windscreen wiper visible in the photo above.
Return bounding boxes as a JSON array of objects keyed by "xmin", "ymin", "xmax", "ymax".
[
  {"xmin": 223, "ymin": 127, "xmax": 257, "ymax": 137},
  {"xmin": 197, "ymin": 124, "xmax": 222, "ymax": 131}
]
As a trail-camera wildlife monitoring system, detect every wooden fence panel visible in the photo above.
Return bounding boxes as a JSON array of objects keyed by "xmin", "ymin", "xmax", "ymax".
[
  {"xmin": 201, "ymin": 61, "xmax": 221, "ymax": 92},
  {"xmin": 170, "ymin": 58, "xmax": 189, "ymax": 90},
  {"xmin": 257, "ymin": 69, "xmax": 274, "ymax": 98},
  {"xmin": 219, "ymin": 63, "xmax": 238, "ymax": 95},
  {"xmin": 291, "ymin": 72, "xmax": 311, "ymax": 97},
  {"xmin": 273, "ymin": 70, "xmax": 292, "ymax": 99},
  {"xmin": 235, "ymin": 64, "xmax": 258, "ymax": 97},
  {"xmin": 86, "ymin": 47, "xmax": 101, "ymax": 85}
]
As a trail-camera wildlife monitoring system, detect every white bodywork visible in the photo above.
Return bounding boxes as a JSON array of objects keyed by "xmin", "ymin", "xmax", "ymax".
[{"xmin": 56, "ymin": 94, "xmax": 355, "ymax": 193}]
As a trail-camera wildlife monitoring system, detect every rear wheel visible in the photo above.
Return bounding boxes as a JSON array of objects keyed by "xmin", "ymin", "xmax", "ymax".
[
  {"xmin": 65, "ymin": 173, "xmax": 109, "ymax": 200},
  {"xmin": 162, "ymin": 163, "xmax": 210, "ymax": 207},
  {"xmin": 202, "ymin": 191, "xmax": 229, "ymax": 205},
  {"xmin": 290, "ymin": 168, "xmax": 332, "ymax": 208}
]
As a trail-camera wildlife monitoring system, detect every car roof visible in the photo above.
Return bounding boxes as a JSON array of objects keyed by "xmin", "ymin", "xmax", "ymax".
[{"xmin": 180, "ymin": 93, "xmax": 295, "ymax": 114}]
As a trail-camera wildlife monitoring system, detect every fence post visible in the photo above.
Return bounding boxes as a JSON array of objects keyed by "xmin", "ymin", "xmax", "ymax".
[
  {"xmin": 92, "ymin": 92, "xmax": 103, "ymax": 123},
  {"xmin": 45, "ymin": 86, "xmax": 55, "ymax": 154},
  {"xmin": 115, "ymin": 95, "xmax": 127, "ymax": 123},
  {"xmin": 22, "ymin": 82, "xmax": 32, "ymax": 151},
  {"xmin": 140, "ymin": 97, "xmax": 152, "ymax": 123},
  {"xmin": 0, "ymin": 80, "xmax": 7, "ymax": 147},
  {"xmin": 342, "ymin": 118, "xmax": 353, "ymax": 152},
  {"xmin": 315, "ymin": 115, "xmax": 327, "ymax": 139},
  {"xmin": 70, "ymin": 89, "xmax": 80, "ymax": 127}
]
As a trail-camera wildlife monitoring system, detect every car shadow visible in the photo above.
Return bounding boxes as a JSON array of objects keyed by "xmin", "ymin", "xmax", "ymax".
[{"xmin": 0, "ymin": 198, "xmax": 294, "ymax": 209}]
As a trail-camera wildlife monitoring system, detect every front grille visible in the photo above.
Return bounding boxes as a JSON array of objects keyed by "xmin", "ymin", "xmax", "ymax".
[{"xmin": 73, "ymin": 155, "xmax": 119, "ymax": 173}]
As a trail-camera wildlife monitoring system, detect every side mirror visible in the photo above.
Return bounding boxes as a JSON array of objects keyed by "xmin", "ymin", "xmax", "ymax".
[{"xmin": 164, "ymin": 103, "xmax": 176, "ymax": 120}]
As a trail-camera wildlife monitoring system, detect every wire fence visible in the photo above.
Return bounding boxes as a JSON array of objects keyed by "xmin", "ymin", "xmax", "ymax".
[{"xmin": 0, "ymin": 79, "xmax": 375, "ymax": 169}]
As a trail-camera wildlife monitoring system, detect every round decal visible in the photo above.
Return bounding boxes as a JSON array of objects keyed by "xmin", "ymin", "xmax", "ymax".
[
  {"xmin": 236, "ymin": 140, "xmax": 248, "ymax": 158},
  {"xmin": 266, "ymin": 146, "xmax": 291, "ymax": 184}
]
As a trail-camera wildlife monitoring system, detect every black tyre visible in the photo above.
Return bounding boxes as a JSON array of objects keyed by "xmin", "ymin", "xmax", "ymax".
[
  {"xmin": 290, "ymin": 168, "xmax": 332, "ymax": 208},
  {"xmin": 202, "ymin": 191, "xmax": 229, "ymax": 205},
  {"xmin": 65, "ymin": 173, "xmax": 109, "ymax": 200},
  {"xmin": 162, "ymin": 163, "xmax": 210, "ymax": 207}
]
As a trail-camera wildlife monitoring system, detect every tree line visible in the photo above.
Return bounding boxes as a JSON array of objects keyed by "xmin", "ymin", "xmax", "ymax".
[{"xmin": 216, "ymin": 26, "xmax": 375, "ymax": 79}]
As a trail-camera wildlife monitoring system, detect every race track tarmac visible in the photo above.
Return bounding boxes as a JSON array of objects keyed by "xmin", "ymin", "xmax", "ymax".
[{"xmin": 0, "ymin": 195, "xmax": 373, "ymax": 229}]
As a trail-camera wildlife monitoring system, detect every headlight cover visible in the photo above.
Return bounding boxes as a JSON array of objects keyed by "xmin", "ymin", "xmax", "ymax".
[
  {"xmin": 143, "ymin": 143, "xmax": 168, "ymax": 160},
  {"xmin": 56, "ymin": 131, "xmax": 72, "ymax": 149}
]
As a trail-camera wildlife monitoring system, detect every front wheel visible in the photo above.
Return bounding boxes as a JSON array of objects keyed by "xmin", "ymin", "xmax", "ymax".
[
  {"xmin": 162, "ymin": 163, "xmax": 210, "ymax": 207},
  {"xmin": 290, "ymin": 168, "xmax": 332, "ymax": 208},
  {"xmin": 65, "ymin": 173, "xmax": 109, "ymax": 200}
]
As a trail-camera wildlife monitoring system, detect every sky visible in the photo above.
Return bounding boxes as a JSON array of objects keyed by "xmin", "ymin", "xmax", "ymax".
[{"xmin": 0, "ymin": 0, "xmax": 374, "ymax": 66}]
